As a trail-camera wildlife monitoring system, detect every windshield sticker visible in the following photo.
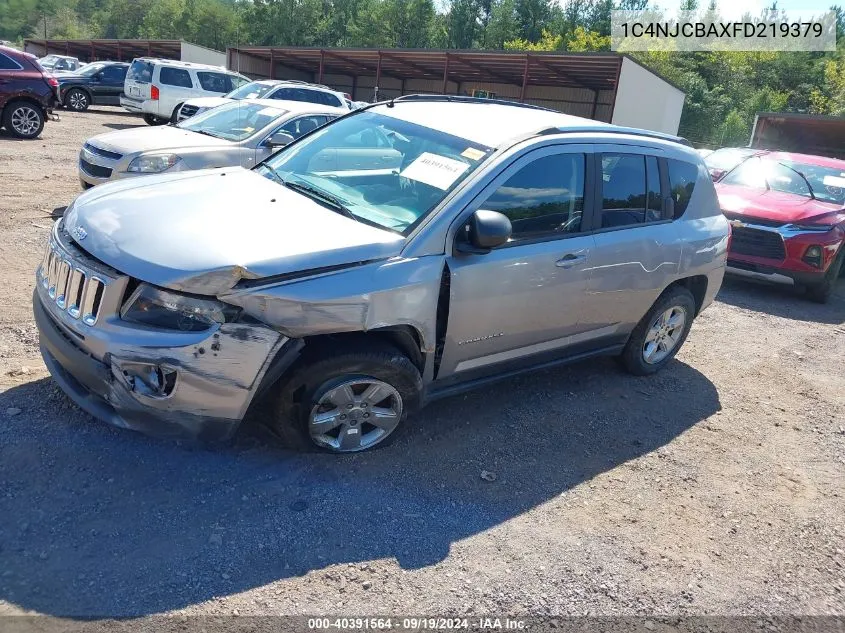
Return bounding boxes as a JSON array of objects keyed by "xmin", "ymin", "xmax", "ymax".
[
  {"xmin": 461, "ymin": 147, "xmax": 486, "ymax": 161},
  {"xmin": 823, "ymin": 175, "xmax": 845, "ymax": 188},
  {"xmin": 401, "ymin": 152, "xmax": 470, "ymax": 190},
  {"xmin": 257, "ymin": 107, "xmax": 281, "ymax": 116}
]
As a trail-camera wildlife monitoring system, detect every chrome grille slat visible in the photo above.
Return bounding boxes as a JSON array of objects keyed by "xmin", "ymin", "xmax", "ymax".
[
  {"xmin": 55, "ymin": 260, "xmax": 71, "ymax": 308},
  {"xmin": 66, "ymin": 269, "xmax": 85, "ymax": 318},
  {"xmin": 39, "ymin": 234, "xmax": 113, "ymax": 326}
]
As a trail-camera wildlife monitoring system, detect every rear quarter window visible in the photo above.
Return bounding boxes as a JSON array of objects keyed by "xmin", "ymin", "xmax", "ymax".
[
  {"xmin": 127, "ymin": 60, "xmax": 153, "ymax": 83},
  {"xmin": 667, "ymin": 159, "xmax": 699, "ymax": 219},
  {"xmin": 159, "ymin": 67, "xmax": 193, "ymax": 88}
]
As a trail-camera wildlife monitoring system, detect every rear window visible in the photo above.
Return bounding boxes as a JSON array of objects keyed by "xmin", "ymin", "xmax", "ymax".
[
  {"xmin": 127, "ymin": 60, "xmax": 153, "ymax": 84},
  {"xmin": 159, "ymin": 67, "xmax": 193, "ymax": 88},
  {"xmin": 197, "ymin": 71, "xmax": 233, "ymax": 93},
  {"xmin": 667, "ymin": 159, "xmax": 699, "ymax": 218}
]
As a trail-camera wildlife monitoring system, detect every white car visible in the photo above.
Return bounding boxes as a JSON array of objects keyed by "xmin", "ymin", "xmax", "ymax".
[
  {"xmin": 175, "ymin": 79, "xmax": 350, "ymax": 122},
  {"xmin": 78, "ymin": 99, "xmax": 348, "ymax": 188},
  {"xmin": 120, "ymin": 57, "xmax": 249, "ymax": 125},
  {"xmin": 39, "ymin": 54, "xmax": 81, "ymax": 73}
]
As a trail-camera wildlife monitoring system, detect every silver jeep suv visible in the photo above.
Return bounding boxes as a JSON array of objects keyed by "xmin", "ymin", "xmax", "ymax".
[{"xmin": 34, "ymin": 96, "xmax": 729, "ymax": 453}]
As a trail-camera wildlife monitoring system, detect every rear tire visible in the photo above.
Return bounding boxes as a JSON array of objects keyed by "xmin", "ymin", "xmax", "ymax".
[
  {"xmin": 65, "ymin": 88, "xmax": 90, "ymax": 112},
  {"xmin": 2, "ymin": 101, "xmax": 45, "ymax": 139},
  {"xmin": 143, "ymin": 113, "xmax": 166, "ymax": 126},
  {"xmin": 805, "ymin": 248, "xmax": 844, "ymax": 304},
  {"xmin": 620, "ymin": 286, "xmax": 696, "ymax": 376},
  {"xmin": 271, "ymin": 341, "xmax": 423, "ymax": 453}
]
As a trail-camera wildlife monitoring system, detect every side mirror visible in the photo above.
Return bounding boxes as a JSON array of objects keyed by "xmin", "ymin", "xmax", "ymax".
[
  {"xmin": 265, "ymin": 131, "xmax": 295, "ymax": 148},
  {"xmin": 709, "ymin": 168, "xmax": 726, "ymax": 182},
  {"xmin": 455, "ymin": 210, "xmax": 512, "ymax": 254}
]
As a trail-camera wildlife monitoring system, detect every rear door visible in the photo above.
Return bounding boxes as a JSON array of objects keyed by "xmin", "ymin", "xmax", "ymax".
[
  {"xmin": 579, "ymin": 148, "xmax": 684, "ymax": 335},
  {"xmin": 157, "ymin": 66, "xmax": 196, "ymax": 118},
  {"xmin": 124, "ymin": 59, "xmax": 153, "ymax": 102},
  {"xmin": 0, "ymin": 51, "xmax": 23, "ymax": 110},
  {"xmin": 438, "ymin": 145, "xmax": 597, "ymax": 379}
]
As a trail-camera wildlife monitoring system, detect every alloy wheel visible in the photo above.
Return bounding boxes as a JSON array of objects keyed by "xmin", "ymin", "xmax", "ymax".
[
  {"xmin": 68, "ymin": 91, "xmax": 87, "ymax": 110},
  {"xmin": 308, "ymin": 378, "xmax": 403, "ymax": 452},
  {"xmin": 11, "ymin": 106, "xmax": 41, "ymax": 137},
  {"xmin": 642, "ymin": 306, "xmax": 686, "ymax": 364}
]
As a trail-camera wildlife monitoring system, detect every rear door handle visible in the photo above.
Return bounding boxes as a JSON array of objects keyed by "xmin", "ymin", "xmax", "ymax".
[{"xmin": 555, "ymin": 253, "xmax": 587, "ymax": 268}]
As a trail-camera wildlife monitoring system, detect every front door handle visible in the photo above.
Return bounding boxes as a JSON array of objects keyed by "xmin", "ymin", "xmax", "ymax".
[{"xmin": 555, "ymin": 253, "xmax": 587, "ymax": 269}]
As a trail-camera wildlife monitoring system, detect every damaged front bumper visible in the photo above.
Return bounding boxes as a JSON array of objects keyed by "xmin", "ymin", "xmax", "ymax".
[{"xmin": 34, "ymin": 285, "xmax": 293, "ymax": 442}]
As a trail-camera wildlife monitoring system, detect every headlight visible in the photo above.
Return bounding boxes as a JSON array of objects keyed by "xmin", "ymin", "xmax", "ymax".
[
  {"xmin": 127, "ymin": 154, "xmax": 181, "ymax": 173},
  {"xmin": 121, "ymin": 285, "xmax": 240, "ymax": 332}
]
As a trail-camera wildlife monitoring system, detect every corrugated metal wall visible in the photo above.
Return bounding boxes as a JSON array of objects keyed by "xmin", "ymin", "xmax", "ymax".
[{"xmin": 227, "ymin": 50, "xmax": 616, "ymax": 121}]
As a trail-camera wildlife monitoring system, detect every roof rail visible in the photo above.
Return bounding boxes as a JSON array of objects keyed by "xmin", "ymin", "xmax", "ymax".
[
  {"xmin": 539, "ymin": 125, "xmax": 692, "ymax": 147},
  {"xmin": 392, "ymin": 94, "xmax": 557, "ymax": 113}
]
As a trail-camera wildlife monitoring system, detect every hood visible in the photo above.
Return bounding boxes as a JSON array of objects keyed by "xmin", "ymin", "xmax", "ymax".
[
  {"xmin": 716, "ymin": 184, "xmax": 843, "ymax": 224},
  {"xmin": 184, "ymin": 96, "xmax": 233, "ymax": 109},
  {"xmin": 87, "ymin": 125, "xmax": 231, "ymax": 156},
  {"xmin": 64, "ymin": 168, "xmax": 404, "ymax": 295}
]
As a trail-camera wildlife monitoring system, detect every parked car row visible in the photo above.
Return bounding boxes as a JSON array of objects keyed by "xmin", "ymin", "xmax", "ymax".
[{"xmin": 34, "ymin": 95, "xmax": 730, "ymax": 453}]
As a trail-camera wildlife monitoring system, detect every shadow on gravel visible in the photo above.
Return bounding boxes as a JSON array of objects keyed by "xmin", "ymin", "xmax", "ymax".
[
  {"xmin": 717, "ymin": 275, "xmax": 845, "ymax": 325},
  {"xmin": 0, "ymin": 359, "xmax": 719, "ymax": 617}
]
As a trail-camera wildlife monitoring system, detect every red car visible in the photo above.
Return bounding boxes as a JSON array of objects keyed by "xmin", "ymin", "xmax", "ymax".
[
  {"xmin": 705, "ymin": 148, "xmax": 845, "ymax": 302},
  {"xmin": 0, "ymin": 44, "xmax": 59, "ymax": 139}
]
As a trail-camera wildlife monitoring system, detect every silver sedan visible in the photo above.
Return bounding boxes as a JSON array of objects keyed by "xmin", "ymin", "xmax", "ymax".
[{"xmin": 77, "ymin": 99, "xmax": 348, "ymax": 188}]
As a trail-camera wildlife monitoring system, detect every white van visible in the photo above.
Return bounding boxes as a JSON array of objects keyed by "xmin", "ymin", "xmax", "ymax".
[{"xmin": 120, "ymin": 57, "xmax": 249, "ymax": 125}]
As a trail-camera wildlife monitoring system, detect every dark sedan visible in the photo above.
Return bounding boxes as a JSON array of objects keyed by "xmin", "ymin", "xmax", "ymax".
[{"xmin": 59, "ymin": 62, "xmax": 129, "ymax": 111}]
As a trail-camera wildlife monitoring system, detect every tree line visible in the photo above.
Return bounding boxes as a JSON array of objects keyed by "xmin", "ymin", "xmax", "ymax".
[{"xmin": 1, "ymin": 0, "xmax": 844, "ymax": 147}]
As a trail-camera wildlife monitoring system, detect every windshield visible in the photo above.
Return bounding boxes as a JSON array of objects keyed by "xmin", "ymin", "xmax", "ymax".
[
  {"xmin": 704, "ymin": 148, "xmax": 757, "ymax": 172},
  {"xmin": 722, "ymin": 156, "xmax": 845, "ymax": 205},
  {"xmin": 177, "ymin": 101, "xmax": 288, "ymax": 142},
  {"xmin": 77, "ymin": 63, "xmax": 106, "ymax": 76},
  {"xmin": 39, "ymin": 55, "xmax": 59, "ymax": 67},
  {"xmin": 225, "ymin": 81, "xmax": 276, "ymax": 100},
  {"xmin": 258, "ymin": 110, "xmax": 492, "ymax": 235}
]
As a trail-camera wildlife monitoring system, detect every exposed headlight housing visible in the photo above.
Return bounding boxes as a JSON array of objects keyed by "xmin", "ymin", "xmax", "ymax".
[
  {"xmin": 786, "ymin": 223, "xmax": 833, "ymax": 232},
  {"xmin": 127, "ymin": 154, "xmax": 181, "ymax": 173},
  {"xmin": 121, "ymin": 285, "xmax": 240, "ymax": 332},
  {"xmin": 802, "ymin": 245, "xmax": 823, "ymax": 268}
]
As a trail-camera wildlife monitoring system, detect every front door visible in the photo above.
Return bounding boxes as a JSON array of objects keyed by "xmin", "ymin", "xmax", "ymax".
[{"xmin": 438, "ymin": 146, "xmax": 596, "ymax": 379}]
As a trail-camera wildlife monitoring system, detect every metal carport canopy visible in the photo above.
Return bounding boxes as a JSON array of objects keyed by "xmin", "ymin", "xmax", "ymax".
[
  {"xmin": 24, "ymin": 39, "xmax": 183, "ymax": 63},
  {"xmin": 228, "ymin": 47, "xmax": 626, "ymax": 97}
]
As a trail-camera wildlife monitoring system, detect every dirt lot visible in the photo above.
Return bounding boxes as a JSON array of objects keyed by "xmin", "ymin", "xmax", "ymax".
[{"xmin": 0, "ymin": 108, "xmax": 843, "ymax": 620}]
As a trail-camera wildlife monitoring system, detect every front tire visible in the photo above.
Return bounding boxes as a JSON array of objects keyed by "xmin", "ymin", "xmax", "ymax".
[
  {"xmin": 272, "ymin": 341, "xmax": 423, "ymax": 453},
  {"xmin": 3, "ymin": 101, "xmax": 45, "ymax": 139},
  {"xmin": 620, "ymin": 286, "xmax": 696, "ymax": 376},
  {"xmin": 143, "ymin": 113, "xmax": 167, "ymax": 126},
  {"xmin": 65, "ymin": 88, "xmax": 90, "ymax": 112},
  {"xmin": 805, "ymin": 248, "xmax": 843, "ymax": 304}
]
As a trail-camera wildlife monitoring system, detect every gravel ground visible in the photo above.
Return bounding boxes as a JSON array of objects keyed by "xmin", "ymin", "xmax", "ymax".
[{"xmin": 0, "ymin": 108, "xmax": 843, "ymax": 620}]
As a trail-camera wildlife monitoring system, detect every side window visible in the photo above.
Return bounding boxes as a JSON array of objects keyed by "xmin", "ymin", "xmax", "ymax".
[
  {"xmin": 270, "ymin": 88, "xmax": 294, "ymax": 101},
  {"xmin": 667, "ymin": 158, "xmax": 700, "ymax": 219},
  {"xmin": 101, "ymin": 65, "xmax": 126, "ymax": 82},
  {"xmin": 159, "ymin": 67, "xmax": 193, "ymax": 88},
  {"xmin": 280, "ymin": 115, "xmax": 328, "ymax": 139},
  {"xmin": 483, "ymin": 153, "xmax": 586, "ymax": 242},
  {"xmin": 197, "ymin": 72, "xmax": 232, "ymax": 93},
  {"xmin": 600, "ymin": 153, "xmax": 648, "ymax": 228},
  {"xmin": 0, "ymin": 53, "xmax": 21, "ymax": 70}
]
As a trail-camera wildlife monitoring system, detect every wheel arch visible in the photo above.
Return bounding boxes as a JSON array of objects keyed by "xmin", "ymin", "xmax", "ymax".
[
  {"xmin": 2, "ymin": 95, "xmax": 45, "ymax": 117},
  {"xmin": 664, "ymin": 275, "xmax": 708, "ymax": 316},
  {"xmin": 301, "ymin": 325, "xmax": 427, "ymax": 373}
]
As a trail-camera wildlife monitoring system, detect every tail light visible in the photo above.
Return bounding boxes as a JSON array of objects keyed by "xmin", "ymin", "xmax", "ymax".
[{"xmin": 151, "ymin": 85, "xmax": 160, "ymax": 100}]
